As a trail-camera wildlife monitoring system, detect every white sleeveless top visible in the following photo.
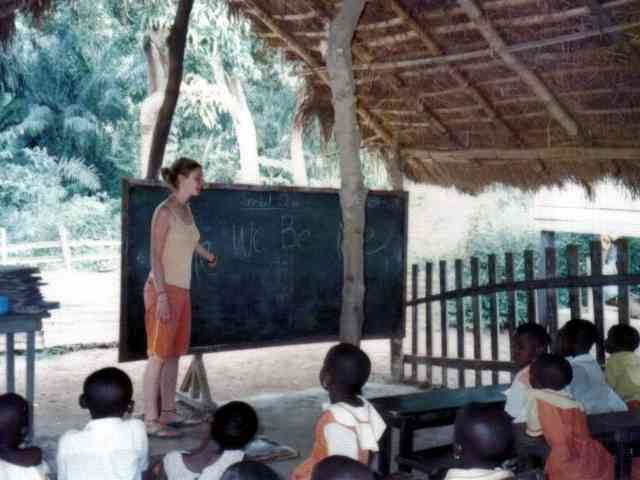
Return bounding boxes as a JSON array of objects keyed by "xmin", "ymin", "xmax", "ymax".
[
  {"xmin": 162, "ymin": 450, "xmax": 244, "ymax": 480},
  {"xmin": 0, "ymin": 459, "xmax": 49, "ymax": 480},
  {"xmin": 158, "ymin": 203, "xmax": 200, "ymax": 290}
]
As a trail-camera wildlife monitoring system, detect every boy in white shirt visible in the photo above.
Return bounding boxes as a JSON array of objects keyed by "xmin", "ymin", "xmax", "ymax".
[
  {"xmin": 557, "ymin": 319, "xmax": 627, "ymax": 414},
  {"xmin": 57, "ymin": 367, "xmax": 148, "ymax": 480},
  {"xmin": 504, "ymin": 323, "xmax": 551, "ymax": 423}
]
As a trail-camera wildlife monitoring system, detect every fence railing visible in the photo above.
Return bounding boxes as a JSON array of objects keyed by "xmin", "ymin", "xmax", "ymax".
[
  {"xmin": 403, "ymin": 239, "xmax": 640, "ymax": 388},
  {"xmin": 0, "ymin": 227, "xmax": 119, "ymax": 269}
]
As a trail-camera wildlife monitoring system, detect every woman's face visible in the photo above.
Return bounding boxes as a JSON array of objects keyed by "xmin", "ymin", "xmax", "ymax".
[{"xmin": 178, "ymin": 168, "xmax": 204, "ymax": 198}]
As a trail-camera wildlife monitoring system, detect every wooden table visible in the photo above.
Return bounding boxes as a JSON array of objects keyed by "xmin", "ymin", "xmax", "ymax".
[
  {"xmin": 370, "ymin": 383, "xmax": 509, "ymax": 475},
  {"xmin": 0, "ymin": 314, "xmax": 44, "ymax": 435},
  {"xmin": 515, "ymin": 411, "xmax": 640, "ymax": 480}
]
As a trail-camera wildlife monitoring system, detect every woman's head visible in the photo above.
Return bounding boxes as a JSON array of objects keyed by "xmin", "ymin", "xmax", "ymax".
[{"xmin": 160, "ymin": 157, "xmax": 203, "ymax": 196}]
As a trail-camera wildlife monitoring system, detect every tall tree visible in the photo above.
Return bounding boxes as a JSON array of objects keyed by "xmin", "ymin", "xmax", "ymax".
[{"xmin": 326, "ymin": 0, "xmax": 367, "ymax": 345}]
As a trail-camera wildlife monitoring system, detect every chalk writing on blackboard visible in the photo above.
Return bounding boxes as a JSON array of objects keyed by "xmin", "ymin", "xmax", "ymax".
[{"xmin": 233, "ymin": 223, "xmax": 263, "ymax": 259}]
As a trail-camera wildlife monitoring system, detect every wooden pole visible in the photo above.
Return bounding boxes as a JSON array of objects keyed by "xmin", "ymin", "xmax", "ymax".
[
  {"xmin": 145, "ymin": 0, "xmax": 195, "ymax": 179},
  {"xmin": 58, "ymin": 226, "xmax": 72, "ymax": 271},
  {"xmin": 0, "ymin": 228, "xmax": 7, "ymax": 265}
]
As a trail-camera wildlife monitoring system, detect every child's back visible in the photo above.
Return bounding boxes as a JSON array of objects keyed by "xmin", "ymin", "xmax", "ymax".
[
  {"xmin": 0, "ymin": 393, "xmax": 49, "ymax": 480},
  {"xmin": 161, "ymin": 401, "xmax": 258, "ymax": 480},
  {"xmin": 605, "ymin": 324, "xmax": 640, "ymax": 409},
  {"xmin": 557, "ymin": 319, "xmax": 626, "ymax": 414},
  {"xmin": 526, "ymin": 353, "xmax": 613, "ymax": 480},
  {"xmin": 56, "ymin": 367, "xmax": 148, "ymax": 480},
  {"xmin": 290, "ymin": 343, "xmax": 386, "ymax": 480}
]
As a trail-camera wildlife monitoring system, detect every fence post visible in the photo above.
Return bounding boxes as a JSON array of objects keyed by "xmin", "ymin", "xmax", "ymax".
[
  {"xmin": 616, "ymin": 238, "xmax": 630, "ymax": 325},
  {"xmin": 58, "ymin": 226, "xmax": 72, "ymax": 271},
  {"xmin": 590, "ymin": 240, "xmax": 605, "ymax": 364},
  {"xmin": 0, "ymin": 228, "xmax": 7, "ymax": 265},
  {"xmin": 537, "ymin": 231, "xmax": 555, "ymax": 324}
]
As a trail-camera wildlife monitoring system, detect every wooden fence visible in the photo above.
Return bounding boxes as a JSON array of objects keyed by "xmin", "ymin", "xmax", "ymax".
[
  {"xmin": 402, "ymin": 239, "xmax": 640, "ymax": 388},
  {"xmin": 0, "ymin": 227, "xmax": 119, "ymax": 269}
]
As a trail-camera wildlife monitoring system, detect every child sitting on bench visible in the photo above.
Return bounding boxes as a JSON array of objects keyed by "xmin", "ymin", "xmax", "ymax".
[
  {"xmin": 505, "ymin": 323, "xmax": 551, "ymax": 422},
  {"xmin": 0, "ymin": 393, "xmax": 49, "ymax": 479},
  {"xmin": 526, "ymin": 353, "xmax": 613, "ymax": 480},
  {"xmin": 290, "ymin": 343, "xmax": 386, "ymax": 480},
  {"xmin": 444, "ymin": 403, "xmax": 515, "ymax": 480},
  {"xmin": 556, "ymin": 318, "xmax": 626, "ymax": 414},
  {"xmin": 311, "ymin": 455, "xmax": 375, "ymax": 480},
  {"xmin": 605, "ymin": 324, "xmax": 640, "ymax": 411},
  {"xmin": 159, "ymin": 401, "xmax": 258, "ymax": 480}
]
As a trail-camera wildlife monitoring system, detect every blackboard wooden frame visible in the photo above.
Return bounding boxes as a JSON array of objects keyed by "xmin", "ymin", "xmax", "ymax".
[{"xmin": 119, "ymin": 179, "xmax": 408, "ymax": 362}]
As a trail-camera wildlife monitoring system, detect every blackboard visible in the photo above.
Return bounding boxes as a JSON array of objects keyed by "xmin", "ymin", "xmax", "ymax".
[{"xmin": 119, "ymin": 180, "xmax": 407, "ymax": 361}]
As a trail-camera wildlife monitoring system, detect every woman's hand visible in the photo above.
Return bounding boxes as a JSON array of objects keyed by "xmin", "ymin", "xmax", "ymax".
[
  {"xmin": 207, "ymin": 252, "xmax": 217, "ymax": 268},
  {"xmin": 156, "ymin": 293, "xmax": 171, "ymax": 323}
]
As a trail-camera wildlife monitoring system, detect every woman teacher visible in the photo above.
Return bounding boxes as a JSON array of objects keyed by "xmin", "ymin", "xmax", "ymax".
[{"xmin": 142, "ymin": 157, "xmax": 216, "ymax": 437}]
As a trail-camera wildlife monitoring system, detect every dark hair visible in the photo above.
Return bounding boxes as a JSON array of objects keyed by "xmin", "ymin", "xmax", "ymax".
[
  {"xmin": 454, "ymin": 403, "xmax": 514, "ymax": 466},
  {"xmin": 0, "ymin": 393, "xmax": 29, "ymax": 447},
  {"xmin": 211, "ymin": 401, "xmax": 258, "ymax": 450},
  {"xmin": 530, "ymin": 353, "xmax": 573, "ymax": 391},
  {"xmin": 221, "ymin": 460, "xmax": 280, "ymax": 480},
  {"xmin": 561, "ymin": 318, "xmax": 601, "ymax": 353},
  {"xmin": 324, "ymin": 343, "xmax": 372, "ymax": 395},
  {"xmin": 515, "ymin": 323, "xmax": 551, "ymax": 349},
  {"xmin": 160, "ymin": 157, "xmax": 202, "ymax": 189},
  {"xmin": 83, "ymin": 367, "xmax": 133, "ymax": 418},
  {"xmin": 606, "ymin": 324, "xmax": 640, "ymax": 353},
  {"xmin": 311, "ymin": 455, "xmax": 375, "ymax": 480}
]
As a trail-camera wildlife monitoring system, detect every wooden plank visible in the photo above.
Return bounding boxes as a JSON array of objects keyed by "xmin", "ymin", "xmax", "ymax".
[
  {"xmin": 471, "ymin": 257, "xmax": 482, "ymax": 386},
  {"xmin": 590, "ymin": 240, "xmax": 606, "ymax": 364},
  {"xmin": 545, "ymin": 247, "xmax": 559, "ymax": 338},
  {"xmin": 504, "ymin": 253, "xmax": 516, "ymax": 372},
  {"xmin": 406, "ymin": 271, "xmax": 640, "ymax": 305},
  {"xmin": 455, "ymin": 259, "xmax": 465, "ymax": 388},
  {"xmin": 425, "ymin": 262, "xmax": 434, "ymax": 385},
  {"xmin": 411, "ymin": 264, "xmax": 419, "ymax": 382},
  {"xmin": 404, "ymin": 355, "xmax": 517, "ymax": 373},
  {"xmin": 440, "ymin": 260, "xmax": 448, "ymax": 387},
  {"xmin": 6, "ymin": 333, "xmax": 14, "ymax": 393},
  {"xmin": 58, "ymin": 226, "xmax": 72, "ymax": 271},
  {"xmin": 567, "ymin": 245, "xmax": 581, "ymax": 319},
  {"xmin": 616, "ymin": 238, "xmax": 630, "ymax": 325},
  {"xmin": 537, "ymin": 231, "xmax": 555, "ymax": 325},
  {"xmin": 0, "ymin": 228, "xmax": 7, "ymax": 264},
  {"xmin": 26, "ymin": 331, "xmax": 35, "ymax": 422},
  {"xmin": 524, "ymin": 250, "xmax": 536, "ymax": 323},
  {"xmin": 488, "ymin": 255, "xmax": 499, "ymax": 384}
]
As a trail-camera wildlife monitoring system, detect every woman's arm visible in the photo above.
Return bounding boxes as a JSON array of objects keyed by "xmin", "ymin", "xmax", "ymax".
[
  {"xmin": 195, "ymin": 244, "xmax": 216, "ymax": 265},
  {"xmin": 150, "ymin": 206, "xmax": 171, "ymax": 322}
]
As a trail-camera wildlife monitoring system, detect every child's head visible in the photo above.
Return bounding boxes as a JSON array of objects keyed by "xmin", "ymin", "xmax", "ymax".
[
  {"xmin": 512, "ymin": 323, "xmax": 551, "ymax": 368},
  {"xmin": 529, "ymin": 353, "xmax": 573, "ymax": 391},
  {"xmin": 80, "ymin": 367, "xmax": 134, "ymax": 419},
  {"xmin": 221, "ymin": 460, "xmax": 280, "ymax": 480},
  {"xmin": 0, "ymin": 393, "xmax": 29, "ymax": 448},
  {"xmin": 605, "ymin": 324, "xmax": 640, "ymax": 354},
  {"xmin": 556, "ymin": 318, "xmax": 601, "ymax": 357},
  {"xmin": 311, "ymin": 455, "xmax": 375, "ymax": 480},
  {"xmin": 453, "ymin": 403, "xmax": 514, "ymax": 469},
  {"xmin": 210, "ymin": 401, "xmax": 258, "ymax": 450},
  {"xmin": 320, "ymin": 343, "xmax": 371, "ymax": 396}
]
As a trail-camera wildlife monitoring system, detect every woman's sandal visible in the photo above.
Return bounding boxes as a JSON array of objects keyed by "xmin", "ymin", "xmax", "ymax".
[
  {"xmin": 160, "ymin": 409, "xmax": 203, "ymax": 428},
  {"xmin": 145, "ymin": 420, "xmax": 183, "ymax": 438}
]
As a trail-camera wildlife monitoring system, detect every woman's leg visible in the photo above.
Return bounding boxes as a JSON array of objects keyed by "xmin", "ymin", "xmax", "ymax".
[
  {"xmin": 143, "ymin": 355, "xmax": 164, "ymax": 422},
  {"xmin": 159, "ymin": 356, "xmax": 180, "ymax": 422}
]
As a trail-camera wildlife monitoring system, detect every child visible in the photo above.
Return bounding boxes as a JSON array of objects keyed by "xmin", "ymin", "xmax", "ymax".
[
  {"xmin": 159, "ymin": 401, "xmax": 258, "ymax": 480},
  {"xmin": 290, "ymin": 343, "xmax": 386, "ymax": 480},
  {"xmin": 505, "ymin": 323, "xmax": 551, "ymax": 423},
  {"xmin": 444, "ymin": 403, "xmax": 514, "ymax": 480},
  {"xmin": 525, "ymin": 353, "xmax": 613, "ymax": 480},
  {"xmin": 0, "ymin": 393, "xmax": 49, "ymax": 479},
  {"xmin": 57, "ymin": 367, "xmax": 148, "ymax": 480},
  {"xmin": 556, "ymin": 318, "xmax": 626, "ymax": 414},
  {"xmin": 605, "ymin": 324, "xmax": 640, "ymax": 411},
  {"xmin": 220, "ymin": 460, "xmax": 280, "ymax": 480},
  {"xmin": 311, "ymin": 455, "xmax": 375, "ymax": 480}
]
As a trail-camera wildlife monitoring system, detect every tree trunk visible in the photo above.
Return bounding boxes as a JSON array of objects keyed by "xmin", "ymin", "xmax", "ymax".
[
  {"xmin": 140, "ymin": 29, "xmax": 169, "ymax": 179},
  {"xmin": 290, "ymin": 111, "xmax": 308, "ymax": 186},
  {"xmin": 326, "ymin": 0, "xmax": 367, "ymax": 346},
  {"xmin": 145, "ymin": 0, "xmax": 194, "ymax": 180},
  {"xmin": 211, "ymin": 45, "xmax": 260, "ymax": 184}
]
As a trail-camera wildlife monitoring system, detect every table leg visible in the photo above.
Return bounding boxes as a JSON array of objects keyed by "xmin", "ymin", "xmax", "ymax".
[
  {"xmin": 398, "ymin": 422, "xmax": 414, "ymax": 473},
  {"xmin": 26, "ymin": 331, "xmax": 35, "ymax": 437},
  {"xmin": 6, "ymin": 332, "xmax": 15, "ymax": 392},
  {"xmin": 616, "ymin": 431, "xmax": 632, "ymax": 480},
  {"xmin": 377, "ymin": 426, "xmax": 392, "ymax": 476}
]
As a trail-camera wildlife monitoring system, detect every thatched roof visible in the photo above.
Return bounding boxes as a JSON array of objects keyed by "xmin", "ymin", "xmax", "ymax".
[{"xmin": 228, "ymin": 0, "xmax": 640, "ymax": 194}]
